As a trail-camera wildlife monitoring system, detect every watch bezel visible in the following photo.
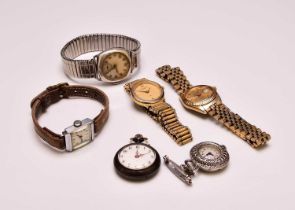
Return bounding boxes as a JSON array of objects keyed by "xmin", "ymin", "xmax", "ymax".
[
  {"xmin": 63, "ymin": 118, "xmax": 94, "ymax": 152},
  {"xmin": 181, "ymin": 85, "xmax": 221, "ymax": 114},
  {"xmin": 190, "ymin": 141, "xmax": 229, "ymax": 172},
  {"xmin": 96, "ymin": 48, "xmax": 132, "ymax": 83},
  {"xmin": 113, "ymin": 143, "xmax": 161, "ymax": 181}
]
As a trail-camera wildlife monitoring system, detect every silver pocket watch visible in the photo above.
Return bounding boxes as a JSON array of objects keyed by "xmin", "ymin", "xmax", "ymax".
[{"xmin": 164, "ymin": 141, "xmax": 229, "ymax": 185}]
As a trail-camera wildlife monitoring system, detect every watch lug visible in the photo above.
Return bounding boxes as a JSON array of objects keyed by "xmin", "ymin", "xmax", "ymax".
[
  {"xmin": 93, "ymin": 54, "xmax": 101, "ymax": 81},
  {"xmin": 124, "ymin": 83, "xmax": 131, "ymax": 94}
]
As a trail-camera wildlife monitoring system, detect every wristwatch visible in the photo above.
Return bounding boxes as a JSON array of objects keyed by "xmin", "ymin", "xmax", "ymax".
[
  {"xmin": 156, "ymin": 65, "xmax": 270, "ymax": 148},
  {"xmin": 30, "ymin": 83, "xmax": 109, "ymax": 152},
  {"xmin": 61, "ymin": 34, "xmax": 141, "ymax": 83},
  {"xmin": 124, "ymin": 78, "xmax": 192, "ymax": 146}
]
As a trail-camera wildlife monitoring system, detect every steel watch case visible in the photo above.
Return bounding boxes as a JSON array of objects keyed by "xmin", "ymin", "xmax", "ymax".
[
  {"xmin": 189, "ymin": 141, "xmax": 229, "ymax": 172},
  {"xmin": 95, "ymin": 48, "xmax": 133, "ymax": 83},
  {"xmin": 63, "ymin": 118, "xmax": 95, "ymax": 152}
]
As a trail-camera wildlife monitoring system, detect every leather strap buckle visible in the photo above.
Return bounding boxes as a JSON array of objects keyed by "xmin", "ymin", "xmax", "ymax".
[{"xmin": 46, "ymin": 82, "xmax": 69, "ymax": 91}]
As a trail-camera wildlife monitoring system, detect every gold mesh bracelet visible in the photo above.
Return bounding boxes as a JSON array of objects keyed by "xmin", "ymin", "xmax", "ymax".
[
  {"xmin": 207, "ymin": 102, "xmax": 270, "ymax": 148},
  {"xmin": 156, "ymin": 65, "xmax": 192, "ymax": 95}
]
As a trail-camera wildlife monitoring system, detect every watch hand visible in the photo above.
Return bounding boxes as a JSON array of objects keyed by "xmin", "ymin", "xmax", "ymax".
[
  {"xmin": 135, "ymin": 150, "xmax": 140, "ymax": 158},
  {"xmin": 138, "ymin": 151, "xmax": 151, "ymax": 157},
  {"xmin": 77, "ymin": 135, "xmax": 83, "ymax": 142},
  {"xmin": 113, "ymin": 64, "xmax": 119, "ymax": 73},
  {"xmin": 105, "ymin": 64, "xmax": 117, "ymax": 73},
  {"xmin": 137, "ymin": 90, "xmax": 149, "ymax": 93}
]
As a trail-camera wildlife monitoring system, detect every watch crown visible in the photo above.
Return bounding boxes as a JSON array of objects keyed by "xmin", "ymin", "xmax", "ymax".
[
  {"xmin": 124, "ymin": 83, "xmax": 131, "ymax": 94},
  {"xmin": 130, "ymin": 134, "xmax": 148, "ymax": 143},
  {"xmin": 73, "ymin": 120, "xmax": 82, "ymax": 127}
]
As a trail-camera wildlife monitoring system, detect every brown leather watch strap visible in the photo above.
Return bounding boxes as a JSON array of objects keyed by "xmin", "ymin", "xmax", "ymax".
[{"xmin": 30, "ymin": 83, "xmax": 109, "ymax": 150}]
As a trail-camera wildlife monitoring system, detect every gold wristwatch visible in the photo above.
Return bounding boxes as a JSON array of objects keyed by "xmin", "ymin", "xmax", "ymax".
[
  {"xmin": 156, "ymin": 65, "xmax": 270, "ymax": 148},
  {"xmin": 124, "ymin": 78, "xmax": 192, "ymax": 146}
]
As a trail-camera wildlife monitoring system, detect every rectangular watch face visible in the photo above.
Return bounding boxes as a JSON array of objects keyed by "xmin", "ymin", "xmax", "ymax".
[{"xmin": 70, "ymin": 124, "xmax": 92, "ymax": 150}]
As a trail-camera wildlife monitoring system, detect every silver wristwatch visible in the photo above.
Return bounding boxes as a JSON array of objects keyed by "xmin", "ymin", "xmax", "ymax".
[{"xmin": 61, "ymin": 34, "xmax": 141, "ymax": 83}]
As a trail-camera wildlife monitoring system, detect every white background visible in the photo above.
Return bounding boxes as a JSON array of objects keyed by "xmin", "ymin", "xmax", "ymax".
[{"xmin": 1, "ymin": 0, "xmax": 294, "ymax": 209}]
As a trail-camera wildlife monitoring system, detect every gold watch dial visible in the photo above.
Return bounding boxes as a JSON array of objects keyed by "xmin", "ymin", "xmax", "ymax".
[
  {"xmin": 101, "ymin": 52, "xmax": 130, "ymax": 81},
  {"xmin": 132, "ymin": 79, "xmax": 164, "ymax": 103},
  {"xmin": 184, "ymin": 85, "xmax": 216, "ymax": 106}
]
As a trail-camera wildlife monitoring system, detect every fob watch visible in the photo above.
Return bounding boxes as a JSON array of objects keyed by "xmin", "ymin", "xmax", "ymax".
[
  {"xmin": 156, "ymin": 65, "xmax": 271, "ymax": 148},
  {"xmin": 30, "ymin": 83, "xmax": 109, "ymax": 152},
  {"xmin": 164, "ymin": 141, "xmax": 229, "ymax": 185},
  {"xmin": 114, "ymin": 134, "xmax": 161, "ymax": 180},
  {"xmin": 124, "ymin": 78, "xmax": 192, "ymax": 146},
  {"xmin": 61, "ymin": 34, "xmax": 140, "ymax": 83}
]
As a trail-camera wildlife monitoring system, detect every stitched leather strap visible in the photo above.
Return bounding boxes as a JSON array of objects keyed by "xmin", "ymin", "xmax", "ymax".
[{"xmin": 30, "ymin": 83, "xmax": 109, "ymax": 150}]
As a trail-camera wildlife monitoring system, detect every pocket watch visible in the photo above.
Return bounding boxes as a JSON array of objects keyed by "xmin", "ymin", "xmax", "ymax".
[
  {"xmin": 61, "ymin": 34, "xmax": 141, "ymax": 83},
  {"xmin": 164, "ymin": 141, "xmax": 229, "ymax": 185},
  {"xmin": 124, "ymin": 78, "xmax": 192, "ymax": 146},
  {"xmin": 114, "ymin": 134, "xmax": 161, "ymax": 180},
  {"xmin": 156, "ymin": 65, "xmax": 271, "ymax": 148}
]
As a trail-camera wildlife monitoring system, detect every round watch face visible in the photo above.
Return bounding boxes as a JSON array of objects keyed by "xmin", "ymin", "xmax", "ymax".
[
  {"xmin": 114, "ymin": 143, "xmax": 161, "ymax": 180},
  {"xmin": 184, "ymin": 85, "xmax": 217, "ymax": 106},
  {"xmin": 100, "ymin": 52, "xmax": 131, "ymax": 81},
  {"xmin": 132, "ymin": 79, "xmax": 164, "ymax": 103},
  {"xmin": 190, "ymin": 141, "xmax": 229, "ymax": 172}
]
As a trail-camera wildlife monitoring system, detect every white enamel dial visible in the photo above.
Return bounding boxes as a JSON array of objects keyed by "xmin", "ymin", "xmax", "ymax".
[{"xmin": 118, "ymin": 144, "xmax": 156, "ymax": 170}]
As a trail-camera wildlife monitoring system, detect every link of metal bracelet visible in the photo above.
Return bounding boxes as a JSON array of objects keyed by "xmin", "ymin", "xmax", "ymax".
[
  {"xmin": 147, "ymin": 102, "xmax": 192, "ymax": 146},
  {"xmin": 208, "ymin": 102, "xmax": 270, "ymax": 148},
  {"xmin": 156, "ymin": 65, "xmax": 192, "ymax": 95},
  {"xmin": 61, "ymin": 34, "xmax": 141, "ymax": 79}
]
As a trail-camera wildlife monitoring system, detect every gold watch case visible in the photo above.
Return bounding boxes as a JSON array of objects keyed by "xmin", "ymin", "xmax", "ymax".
[
  {"xmin": 124, "ymin": 78, "xmax": 165, "ymax": 107},
  {"xmin": 180, "ymin": 85, "xmax": 222, "ymax": 114}
]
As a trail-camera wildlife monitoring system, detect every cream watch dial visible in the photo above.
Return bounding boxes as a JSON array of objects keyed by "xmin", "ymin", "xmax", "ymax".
[
  {"xmin": 101, "ymin": 52, "xmax": 130, "ymax": 81},
  {"xmin": 198, "ymin": 144, "xmax": 221, "ymax": 160},
  {"xmin": 132, "ymin": 80, "xmax": 164, "ymax": 103},
  {"xmin": 118, "ymin": 144, "xmax": 156, "ymax": 170},
  {"xmin": 185, "ymin": 85, "xmax": 216, "ymax": 106},
  {"xmin": 70, "ymin": 124, "xmax": 92, "ymax": 150}
]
